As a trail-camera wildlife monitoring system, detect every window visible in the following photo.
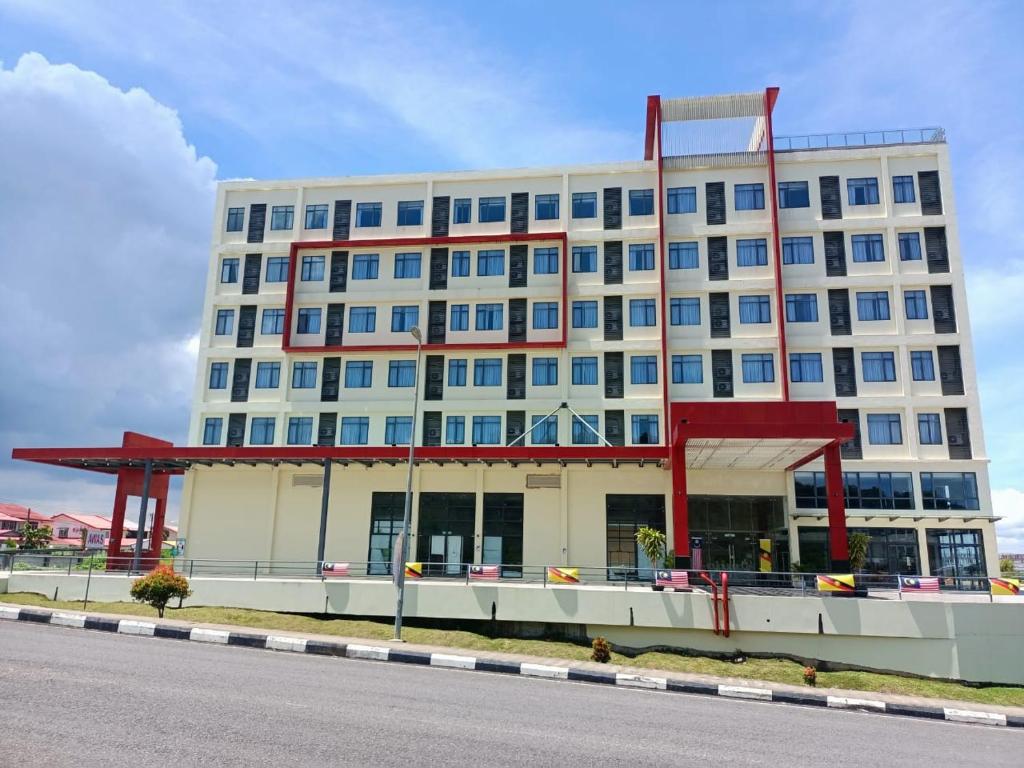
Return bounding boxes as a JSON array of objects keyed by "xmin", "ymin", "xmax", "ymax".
[
  {"xmin": 388, "ymin": 360, "xmax": 416, "ymax": 387},
  {"xmin": 474, "ymin": 359, "xmax": 502, "ymax": 386},
  {"xmin": 847, "ymin": 177, "xmax": 880, "ymax": 205},
  {"xmin": 898, "ymin": 232, "xmax": 922, "ymax": 261},
  {"xmin": 738, "ymin": 295, "xmax": 771, "ymax": 324},
  {"xmin": 630, "ymin": 355, "xmax": 658, "ymax": 385},
  {"xmin": 202, "ymin": 417, "xmax": 222, "ymax": 445},
  {"xmin": 451, "ymin": 250, "xmax": 470, "ymax": 277},
  {"xmin": 391, "ymin": 306, "xmax": 418, "ymax": 332},
  {"xmin": 266, "ymin": 257, "xmax": 288, "ymax": 282},
  {"xmin": 477, "ymin": 249, "xmax": 504, "ymax": 276},
  {"xmin": 287, "ymin": 417, "xmax": 313, "ymax": 445},
  {"xmin": 356, "ymin": 202, "xmax": 382, "ymax": 227},
  {"xmin": 632, "ymin": 415, "xmax": 659, "ymax": 444},
  {"xmin": 255, "ymin": 361, "xmax": 281, "ymax": 389},
  {"xmin": 795, "ymin": 471, "xmax": 914, "ymax": 510},
  {"xmin": 670, "ymin": 297, "xmax": 700, "ymax": 326},
  {"xmin": 851, "ymin": 234, "xmax": 885, "ymax": 263},
  {"xmin": 734, "ymin": 183, "xmax": 765, "ymax": 210},
  {"xmin": 472, "ymin": 416, "xmax": 502, "ymax": 445},
  {"xmin": 778, "ymin": 181, "xmax": 809, "ymax": 208},
  {"xmin": 736, "ymin": 238, "xmax": 768, "ymax": 266},
  {"xmin": 572, "ymin": 192, "xmax": 597, "ymax": 219},
  {"xmin": 572, "ymin": 356, "xmax": 598, "ymax": 385},
  {"xmin": 533, "ymin": 302, "xmax": 558, "ymax": 329},
  {"xmin": 534, "ymin": 247, "xmax": 559, "ymax": 274},
  {"xmin": 250, "ymin": 417, "xmax": 275, "ymax": 445},
  {"xmin": 394, "ymin": 252, "xmax": 421, "ymax": 279},
  {"xmin": 904, "ymin": 290, "xmax": 928, "ymax": 319},
  {"xmin": 531, "ymin": 415, "xmax": 557, "ymax": 445},
  {"xmin": 305, "ymin": 204, "xmax": 328, "ymax": 229},
  {"xmin": 270, "ymin": 205, "xmax": 294, "ymax": 230},
  {"xmin": 893, "ymin": 175, "xmax": 915, "ymax": 204},
  {"xmin": 384, "ymin": 416, "xmax": 412, "ymax": 445},
  {"xmin": 340, "ymin": 417, "xmax": 369, "ymax": 445},
  {"xmin": 226, "ymin": 207, "xmax": 244, "ymax": 232},
  {"xmin": 220, "ymin": 258, "xmax": 239, "ymax": 283},
  {"xmin": 667, "ymin": 186, "xmax": 697, "ymax": 214},
  {"xmin": 628, "ymin": 189, "xmax": 654, "ymax": 216},
  {"xmin": 782, "ymin": 236, "xmax": 814, "ymax": 265},
  {"xmin": 297, "ymin": 308, "xmax": 321, "ymax": 334},
  {"xmin": 789, "ymin": 353, "xmax": 823, "ymax": 382},
  {"xmin": 856, "ymin": 291, "xmax": 890, "ymax": 321},
  {"xmin": 209, "ymin": 362, "xmax": 228, "ymax": 389},
  {"xmin": 448, "ymin": 359, "xmax": 467, "ymax": 386},
  {"xmin": 629, "ymin": 243, "xmax": 655, "ymax": 271},
  {"xmin": 672, "ymin": 354, "xmax": 702, "ymax": 384},
  {"xmin": 921, "ymin": 472, "xmax": 980, "ymax": 511},
  {"xmin": 345, "ymin": 360, "xmax": 372, "ymax": 388},
  {"xmin": 911, "ymin": 350, "xmax": 935, "ymax": 381},
  {"xmin": 292, "ymin": 361, "xmax": 317, "ymax": 388},
  {"xmin": 572, "ymin": 414, "xmax": 600, "ymax": 444},
  {"xmin": 397, "ymin": 200, "xmax": 423, "ymax": 226},
  {"xmin": 927, "ymin": 529, "xmax": 985, "ymax": 577},
  {"xmin": 446, "ymin": 416, "xmax": 465, "ymax": 444},
  {"xmin": 261, "ymin": 308, "xmax": 284, "ymax": 335},
  {"xmin": 353, "ymin": 254, "xmax": 379, "ymax": 280},
  {"xmin": 215, "ymin": 309, "xmax": 234, "ymax": 336},
  {"xmin": 862, "ymin": 351, "xmax": 897, "ymax": 382},
  {"xmin": 629, "ymin": 298, "xmax": 656, "ymax": 326},
  {"xmin": 572, "ymin": 300, "xmax": 598, "ymax": 328},
  {"xmin": 450, "ymin": 304, "xmax": 469, "ymax": 331},
  {"xmin": 532, "ymin": 357, "xmax": 558, "ymax": 386},
  {"xmin": 741, "ymin": 353, "xmax": 774, "ymax": 383},
  {"xmin": 479, "ymin": 197, "xmax": 506, "ymax": 223},
  {"xmin": 350, "ymin": 307, "xmax": 376, "ymax": 333},
  {"xmin": 535, "ymin": 194, "xmax": 559, "ymax": 220},
  {"xmin": 669, "ymin": 242, "xmax": 698, "ymax": 269},
  {"xmin": 475, "ymin": 303, "xmax": 503, "ymax": 331},
  {"xmin": 572, "ymin": 245, "xmax": 597, "ymax": 273},
  {"xmin": 785, "ymin": 294, "xmax": 818, "ymax": 322},
  {"xmin": 867, "ymin": 413, "xmax": 902, "ymax": 445},
  {"xmin": 918, "ymin": 414, "xmax": 943, "ymax": 445},
  {"xmin": 453, "ymin": 198, "xmax": 471, "ymax": 224},
  {"xmin": 301, "ymin": 255, "xmax": 325, "ymax": 281}
]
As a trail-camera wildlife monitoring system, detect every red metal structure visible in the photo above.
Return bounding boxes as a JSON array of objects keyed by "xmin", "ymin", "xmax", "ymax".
[{"xmin": 105, "ymin": 432, "xmax": 172, "ymax": 570}]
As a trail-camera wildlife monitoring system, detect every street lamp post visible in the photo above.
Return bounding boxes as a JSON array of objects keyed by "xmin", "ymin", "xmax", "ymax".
[{"xmin": 393, "ymin": 326, "xmax": 423, "ymax": 641}]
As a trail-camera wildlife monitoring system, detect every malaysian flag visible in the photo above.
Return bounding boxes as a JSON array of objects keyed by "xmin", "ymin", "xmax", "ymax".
[
  {"xmin": 655, "ymin": 570, "xmax": 690, "ymax": 590},
  {"xmin": 469, "ymin": 565, "xmax": 499, "ymax": 581},
  {"xmin": 690, "ymin": 537, "xmax": 703, "ymax": 571},
  {"xmin": 322, "ymin": 562, "xmax": 350, "ymax": 577},
  {"xmin": 900, "ymin": 576, "xmax": 939, "ymax": 592}
]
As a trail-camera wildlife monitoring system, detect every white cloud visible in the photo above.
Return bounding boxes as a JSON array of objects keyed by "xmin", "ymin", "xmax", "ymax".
[{"xmin": 994, "ymin": 488, "xmax": 1024, "ymax": 554}]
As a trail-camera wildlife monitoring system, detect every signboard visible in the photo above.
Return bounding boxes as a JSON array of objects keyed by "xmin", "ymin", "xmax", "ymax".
[
  {"xmin": 171, "ymin": 537, "xmax": 186, "ymax": 556},
  {"xmin": 85, "ymin": 531, "xmax": 106, "ymax": 549}
]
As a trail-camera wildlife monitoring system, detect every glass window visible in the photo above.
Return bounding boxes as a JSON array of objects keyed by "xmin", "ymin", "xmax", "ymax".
[
  {"xmin": 785, "ymin": 294, "xmax": 818, "ymax": 322},
  {"xmin": 287, "ymin": 417, "xmax": 313, "ymax": 445},
  {"xmin": 478, "ymin": 197, "xmax": 506, "ymax": 223},
  {"xmin": 340, "ymin": 417, "xmax": 369, "ymax": 445},
  {"xmin": 384, "ymin": 416, "xmax": 412, "ymax": 445},
  {"xmin": 572, "ymin": 245, "xmax": 597, "ymax": 273},
  {"xmin": 926, "ymin": 529, "xmax": 985, "ymax": 578},
  {"xmin": 255, "ymin": 361, "xmax": 281, "ymax": 389},
  {"xmin": 669, "ymin": 242, "xmax": 698, "ymax": 269},
  {"xmin": 672, "ymin": 354, "xmax": 702, "ymax": 384},
  {"xmin": 572, "ymin": 414, "xmax": 600, "ymax": 444},
  {"xmin": 345, "ymin": 360, "xmax": 372, "ymax": 388},
  {"xmin": 532, "ymin": 357, "xmax": 558, "ymax": 386},
  {"xmin": 266, "ymin": 257, "xmax": 288, "ymax": 282},
  {"xmin": 250, "ymin": 417, "xmax": 275, "ymax": 445},
  {"xmin": 226, "ymin": 207, "xmax": 244, "ymax": 232},
  {"xmin": 391, "ymin": 306, "xmax": 418, "ymax": 332},
  {"xmin": 867, "ymin": 413, "xmax": 902, "ymax": 444},
  {"xmin": 209, "ymin": 362, "xmax": 228, "ymax": 389},
  {"xmin": 918, "ymin": 413, "xmax": 943, "ymax": 445},
  {"xmin": 778, "ymin": 181, "xmax": 809, "ymax": 208},
  {"xmin": 904, "ymin": 290, "xmax": 928, "ymax": 319},
  {"xmin": 532, "ymin": 302, "xmax": 558, "ymax": 329},
  {"xmin": 450, "ymin": 304, "xmax": 469, "ymax": 331},
  {"xmin": 852, "ymin": 234, "xmax": 885, "ymax": 263},
  {"xmin": 572, "ymin": 192, "xmax": 597, "ymax": 219},
  {"xmin": 734, "ymin": 183, "xmax": 765, "ymax": 210},
  {"xmin": 630, "ymin": 355, "xmax": 658, "ymax": 385},
  {"xmin": 474, "ymin": 359, "xmax": 502, "ymax": 386},
  {"xmin": 301, "ymin": 255, "xmax": 325, "ymax": 281},
  {"xmin": 352, "ymin": 254, "xmax": 379, "ymax": 280},
  {"xmin": 629, "ymin": 243, "xmax": 655, "ymax": 271},
  {"xmin": 738, "ymin": 295, "xmax": 771, "ymax": 324},
  {"xmin": 531, "ymin": 415, "xmax": 557, "ymax": 445},
  {"xmin": 475, "ymin": 303, "xmax": 503, "ymax": 331},
  {"xmin": 741, "ymin": 353, "xmax": 774, "ymax": 383},
  {"xmin": 202, "ymin": 417, "xmax": 222, "ymax": 445},
  {"xmin": 629, "ymin": 298, "xmax": 657, "ymax": 326},
  {"xmin": 394, "ymin": 252, "xmax": 421, "ymax": 279},
  {"xmin": 534, "ymin": 247, "xmax": 559, "ymax": 274},
  {"xmin": 789, "ymin": 352, "xmax": 823, "ymax": 382},
  {"xmin": 670, "ymin": 297, "xmax": 700, "ymax": 326},
  {"xmin": 349, "ymin": 307, "xmax": 376, "ymax": 333},
  {"xmin": 472, "ymin": 416, "xmax": 502, "ymax": 445},
  {"xmin": 893, "ymin": 175, "xmax": 915, "ymax": 204},
  {"xmin": 448, "ymin": 359, "xmax": 467, "ymax": 386},
  {"xmin": 898, "ymin": 232, "xmax": 922, "ymax": 261},
  {"xmin": 220, "ymin": 258, "xmax": 239, "ymax": 283},
  {"xmin": 446, "ymin": 416, "xmax": 465, "ymax": 444},
  {"xmin": 632, "ymin": 415, "xmax": 659, "ymax": 444},
  {"xmin": 921, "ymin": 473, "xmax": 980, "ymax": 511},
  {"xmin": 535, "ymin": 194, "xmax": 559, "ymax": 220},
  {"xmin": 388, "ymin": 360, "xmax": 416, "ymax": 387},
  {"xmin": 847, "ymin": 177, "xmax": 880, "ymax": 205},
  {"xmin": 862, "ymin": 351, "xmax": 896, "ymax": 382},
  {"xmin": 782, "ymin": 236, "xmax": 814, "ymax": 265},
  {"xmin": 628, "ymin": 189, "xmax": 654, "ymax": 216},
  {"xmin": 270, "ymin": 205, "xmax": 294, "ymax": 230},
  {"xmin": 572, "ymin": 300, "xmax": 598, "ymax": 328},
  {"xmin": 911, "ymin": 350, "xmax": 935, "ymax": 381},
  {"xmin": 215, "ymin": 309, "xmax": 234, "ymax": 336},
  {"xmin": 477, "ymin": 249, "xmax": 504, "ymax": 276},
  {"xmin": 856, "ymin": 291, "xmax": 890, "ymax": 321},
  {"xmin": 396, "ymin": 200, "xmax": 423, "ymax": 226},
  {"xmin": 297, "ymin": 308, "xmax": 321, "ymax": 334},
  {"xmin": 451, "ymin": 250, "xmax": 470, "ymax": 277},
  {"xmin": 453, "ymin": 198, "xmax": 471, "ymax": 224},
  {"xmin": 572, "ymin": 356, "xmax": 598, "ymax": 385},
  {"xmin": 356, "ymin": 202, "xmax": 382, "ymax": 227},
  {"xmin": 291, "ymin": 361, "xmax": 317, "ymax": 388},
  {"xmin": 304, "ymin": 204, "xmax": 328, "ymax": 229},
  {"xmin": 261, "ymin": 308, "xmax": 284, "ymax": 335},
  {"xmin": 796, "ymin": 471, "xmax": 914, "ymax": 511},
  {"xmin": 667, "ymin": 186, "xmax": 696, "ymax": 214},
  {"xmin": 737, "ymin": 238, "xmax": 768, "ymax": 266}
]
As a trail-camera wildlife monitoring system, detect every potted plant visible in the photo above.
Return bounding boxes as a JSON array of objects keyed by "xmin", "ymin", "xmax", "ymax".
[
  {"xmin": 635, "ymin": 526, "xmax": 666, "ymax": 590},
  {"xmin": 848, "ymin": 532, "xmax": 871, "ymax": 597}
]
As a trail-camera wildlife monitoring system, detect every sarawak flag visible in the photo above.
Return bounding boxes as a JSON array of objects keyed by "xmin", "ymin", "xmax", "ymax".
[
  {"xmin": 655, "ymin": 570, "xmax": 690, "ymax": 589},
  {"xmin": 322, "ymin": 562, "xmax": 350, "ymax": 577},
  {"xmin": 546, "ymin": 566, "xmax": 580, "ymax": 584},
  {"xmin": 817, "ymin": 574, "xmax": 855, "ymax": 593},
  {"xmin": 469, "ymin": 565, "xmax": 499, "ymax": 581},
  {"xmin": 990, "ymin": 577, "xmax": 1021, "ymax": 596},
  {"xmin": 404, "ymin": 562, "xmax": 423, "ymax": 580},
  {"xmin": 758, "ymin": 539, "xmax": 772, "ymax": 573},
  {"xmin": 900, "ymin": 576, "xmax": 939, "ymax": 592}
]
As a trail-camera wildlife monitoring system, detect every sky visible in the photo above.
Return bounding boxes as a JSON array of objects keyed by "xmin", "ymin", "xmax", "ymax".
[{"xmin": 1, "ymin": 0, "xmax": 1022, "ymax": 550}]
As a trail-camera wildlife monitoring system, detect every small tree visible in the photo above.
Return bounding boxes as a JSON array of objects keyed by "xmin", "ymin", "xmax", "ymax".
[
  {"xmin": 1000, "ymin": 556, "xmax": 1018, "ymax": 577},
  {"xmin": 847, "ymin": 532, "xmax": 871, "ymax": 572},
  {"xmin": 19, "ymin": 524, "xmax": 52, "ymax": 550},
  {"xmin": 130, "ymin": 565, "xmax": 192, "ymax": 618},
  {"xmin": 635, "ymin": 526, "xmax": 666, "ymax": 572}
]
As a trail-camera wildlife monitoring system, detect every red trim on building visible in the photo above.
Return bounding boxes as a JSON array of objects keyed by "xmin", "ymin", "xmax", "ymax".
[
  {"xmin": 763, "ymin": 86, "xmax": 789, "ymax": 400},
  {"xmin": 644, "ymin": 94, "xmax": 659, "ymax": 161}
]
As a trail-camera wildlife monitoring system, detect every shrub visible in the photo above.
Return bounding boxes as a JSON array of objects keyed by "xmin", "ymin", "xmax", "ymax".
[
  {"xmin": 634, "ymin": 527, "xmax": 666, "ymax": 573},
  {"xmin": 847, "ymin": 532, "xmax": 871, "ymax": 572},
  {"xmin": 130, "ymin": 565, "xmax": 192, "ymax": 618},
  {"xmin": 591, "ymin": 636, "xmax": 611, "ymax": 663},
  {"xmin": 803, "ymin": 666, "xmax": 817, "ymax": 686}
]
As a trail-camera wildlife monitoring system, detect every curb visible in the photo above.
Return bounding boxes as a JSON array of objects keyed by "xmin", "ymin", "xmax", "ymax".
[{"xmin": 3, "ymin": 605, "xmax": 1020, "ymax": 729}]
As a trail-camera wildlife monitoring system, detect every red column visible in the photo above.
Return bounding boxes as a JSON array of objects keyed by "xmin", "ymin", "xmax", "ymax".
[
  {"xmin": 824, "ymin": 442, "xmax": 850, "ymax": 569},
  {"xmin": 671, "ymin": 441, "xmax": 690, "ymax": 568},
  {"xmin": 106, "ymin": 478, "xmax": 128, "ymax": 570}
]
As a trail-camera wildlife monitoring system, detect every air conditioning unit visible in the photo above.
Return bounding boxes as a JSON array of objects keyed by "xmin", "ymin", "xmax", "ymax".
[
  {"xmin": 715, "ymin": 366, "xmax": 730, "ymax": 377},
  {"xmin": 714, "ymin": 382, "xmax": 731, "ymax": 393},
  {"xmin": 948, "ymin": 435, "xmax": 965, "ymax": 446}
]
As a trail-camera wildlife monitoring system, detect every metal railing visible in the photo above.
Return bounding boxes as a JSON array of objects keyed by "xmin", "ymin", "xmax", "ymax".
[{"xmin": 773, "ymin": 127, "xmax": 945, "ymax": 151}]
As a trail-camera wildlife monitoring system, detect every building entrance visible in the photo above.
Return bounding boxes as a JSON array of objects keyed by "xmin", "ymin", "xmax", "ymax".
[
  {"xmin": 416, "ymin": 492, "xmax": 475, "ymax": 576},
  {"xmin": 688, "ymin": 495, "xmax": 787, "ymax": 572},
  {"xmin": 606, "ymin": 494, "xmax": 666, "ymax": 579}
]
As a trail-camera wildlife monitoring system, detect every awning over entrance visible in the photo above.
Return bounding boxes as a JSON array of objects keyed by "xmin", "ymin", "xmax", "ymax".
[{"xmin": 684, "ymin": 438, "xmax": 832, "ymax": 471}]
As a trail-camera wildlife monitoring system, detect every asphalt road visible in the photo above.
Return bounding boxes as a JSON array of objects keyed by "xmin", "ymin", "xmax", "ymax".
[{"xmin": 0, "ymin": 622, "xmax": 1019, "ymax": 767}]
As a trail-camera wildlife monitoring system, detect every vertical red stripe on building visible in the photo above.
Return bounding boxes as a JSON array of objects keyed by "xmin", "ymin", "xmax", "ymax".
[{"xmin": 764, "ymin": 87, "xmax": 790, "ymax": 401}]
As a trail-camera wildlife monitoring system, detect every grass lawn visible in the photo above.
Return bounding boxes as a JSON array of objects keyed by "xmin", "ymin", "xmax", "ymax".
[{"xmin": 4, "ymin": 591, "xmax": 1022, "ymax": 708}]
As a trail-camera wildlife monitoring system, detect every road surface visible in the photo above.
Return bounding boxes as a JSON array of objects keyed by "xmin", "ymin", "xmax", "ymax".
[{"xmin": 0, "ymin": 621, "xmax": 1018, "ymax": 767}]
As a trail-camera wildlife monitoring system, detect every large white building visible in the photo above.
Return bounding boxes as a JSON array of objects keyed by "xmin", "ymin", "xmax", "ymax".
[{"xmin": 15, "ymin": 90, "xmax": 997, "ymax": 577}]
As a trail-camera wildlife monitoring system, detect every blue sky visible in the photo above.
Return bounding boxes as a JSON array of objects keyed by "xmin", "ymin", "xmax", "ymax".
[{"xmin": 1, "ymin": 0, "xmax": 1022, "ymax": 548}]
